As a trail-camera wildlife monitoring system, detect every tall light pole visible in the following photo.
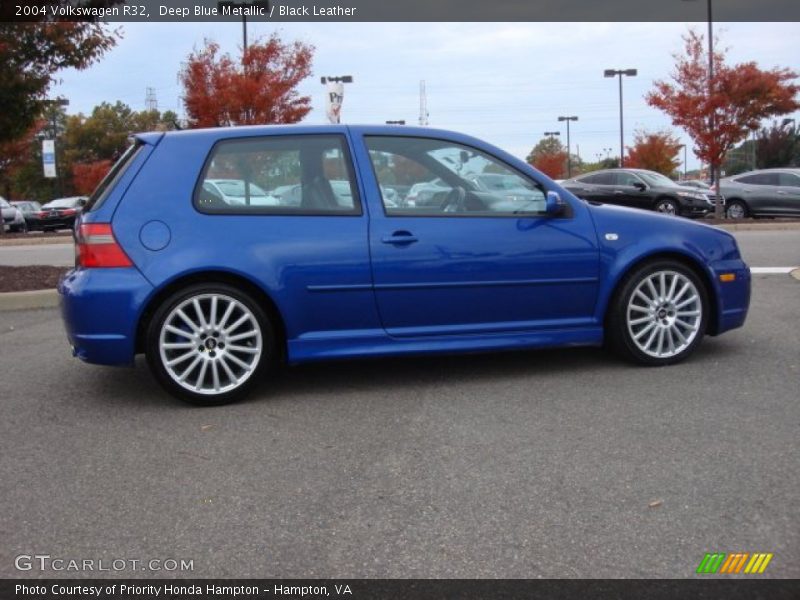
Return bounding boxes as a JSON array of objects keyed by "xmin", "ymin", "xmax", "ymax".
[
  {"xmin": 678, "ymin": 144, "xmax": 689, "ymax": 179},
  {"xmin": 218, "ymin": 1, "xmax": 269, "ymax": 54},
  {"xmin": 544, "ymin": 131, "xmax": 560, "ymax": 138},
  {"xmin": 604, "ymin": 68, "xmax": 637, "ymax": 168},
  {"xmin": 557, "ymin": 116, "xmax": 578, "ymax": 177},
  {"xmin": 682, "ymin": 0, "xmax": 720, "ymax": 213}
]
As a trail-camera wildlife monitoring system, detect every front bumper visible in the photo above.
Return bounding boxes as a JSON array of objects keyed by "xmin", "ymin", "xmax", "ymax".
[
  {"xmin": 58, "ymin": 267, "xmax": 154, "ymax": 366},
  {"xmin": 708, "ymin": 259, "xmax": 751, "ymax": 335}
]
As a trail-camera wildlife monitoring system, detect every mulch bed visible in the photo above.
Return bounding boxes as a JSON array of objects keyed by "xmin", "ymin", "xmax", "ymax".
[{"xmin": 0, "ymin": 266, "xmax": 69, "ymax": 293}]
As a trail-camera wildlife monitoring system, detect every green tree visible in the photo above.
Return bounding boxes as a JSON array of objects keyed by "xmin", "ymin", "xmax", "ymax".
[
  {"xmin": 756, "ymin": 120, "xmax": 799, "ymax": 169},
  {"xmin": 0, "ymin": 14, "xmax": 122, "ymax": 145}
]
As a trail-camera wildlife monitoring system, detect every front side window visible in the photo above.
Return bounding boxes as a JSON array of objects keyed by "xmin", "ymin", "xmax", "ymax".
[
  {"xmin": 637, "ymin": 171, "xmax": 678, "ymax": 188},
  {"xmin": 615, "ymin": 171, "xmax": 644, "ymax": 187},
  {"xmin": 778, "ymin": 172, "xmax": 800, "ymax": 187},
  {"xmin": 736, "ymin": 173, "xmax": 779, "ymax": 186},
  {"xmin": 195, "ymin": 135, "xmax": 360, "ymax": 215},
  {"xmin": 365, "ymin": 136, "xmax": 546, "ymax": 216}
]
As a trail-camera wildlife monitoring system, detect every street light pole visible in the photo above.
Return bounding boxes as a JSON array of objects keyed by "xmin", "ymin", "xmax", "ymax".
[
  {"xmin": 217, "ymin": 1, "xmax": 269, "ymax": 54},
  {"xmin": 557, "ymin": 116, "xmax": 578, "ymax": 177},
  {"xmin": 604, "ymin": 68, "xmax": 637, "ymax": 168}
]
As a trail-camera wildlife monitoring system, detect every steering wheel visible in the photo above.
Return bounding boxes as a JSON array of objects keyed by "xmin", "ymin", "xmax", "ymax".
[{"xmin": 441, "ymin": 186, "xmax": 467, "ymax": 213}]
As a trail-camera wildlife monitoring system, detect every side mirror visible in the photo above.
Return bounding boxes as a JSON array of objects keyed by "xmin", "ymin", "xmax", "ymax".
[
  {"xmin": 545, "ymin": 191, "xmax": 566, "ymax": 216},
  {"xmin": 633, "ymin": 181, "xmax": 647, "ymax": 191}
]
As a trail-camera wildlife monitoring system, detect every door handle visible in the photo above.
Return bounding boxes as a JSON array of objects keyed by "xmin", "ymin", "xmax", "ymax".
[
  {"xmin": 382, "ymin": 231, "xmax": 418, "ymax": 245},
  {"xmin": 613, "ymin": 190, "xmax": 625, "ymax": 195},
  {"xmin": 777, "ymin": 190, "xmax": 788, "ymax": 195}
]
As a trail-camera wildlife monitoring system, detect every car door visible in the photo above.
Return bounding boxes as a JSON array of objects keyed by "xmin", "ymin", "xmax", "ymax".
[
  {"xmin": 354, "ymin": 132, "xmax": 600, "ymax": 337},
  {"xmin": 776, "ymin": 172, "xmax": 800, "ymax": 215},
  {"xmin": 734, "ymin": 172, "xmax": 780, "ymax": 214},
  {"xmin": 563, "ymin": 172, "xmax": 604, "ymax": 201},
  {"xmin": 612, "ymin": 171, "xmax": 651, "ymax": 210}
]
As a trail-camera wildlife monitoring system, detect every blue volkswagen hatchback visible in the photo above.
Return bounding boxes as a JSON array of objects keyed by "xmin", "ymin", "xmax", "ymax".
[{"xmin": 59, "ymin": 125, "xmax": 750, "ymax": 405}]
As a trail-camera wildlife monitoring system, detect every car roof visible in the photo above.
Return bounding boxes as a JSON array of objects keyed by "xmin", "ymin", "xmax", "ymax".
[{"xmin": 133, "ymin": 124, "xmax": 496, "ymax": 147}]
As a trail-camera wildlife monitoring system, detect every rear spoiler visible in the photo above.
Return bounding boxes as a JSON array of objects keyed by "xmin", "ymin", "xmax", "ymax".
[{"xmin": 132, "ymin": 132, "xmax": 165, "ymax": 146}]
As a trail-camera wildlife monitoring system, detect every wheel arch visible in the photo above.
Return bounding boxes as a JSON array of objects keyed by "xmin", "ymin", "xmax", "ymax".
[
  {"xmin": 602, "ymin": 251, "xmax": 720, "ymax": 336},
  {"xmin": 135, "ymin": 270, "xmax": 287, "ymax": 361}
]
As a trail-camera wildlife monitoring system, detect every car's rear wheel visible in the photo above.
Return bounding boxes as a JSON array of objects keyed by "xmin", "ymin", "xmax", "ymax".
[
  {"xmin": 146, "ymin": 283, "xmax": 275, "ymax": 405},
  {"xmin": 654, "ymin": 198, "xmax": 679, "ymax": 216},
  {"xmin": 726, "ymin": 200, "xmax": 748, "ymax": 219},
  {"xmin": 607, "ymin": 261, "xmax": 708, "ymax": 365}
]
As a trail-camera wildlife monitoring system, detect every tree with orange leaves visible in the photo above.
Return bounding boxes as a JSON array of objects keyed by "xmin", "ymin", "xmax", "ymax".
[
  {"xmin": 526, "ymin": 136, "xmax": 568, "ymax": 179},
  {"xmin": 180, "ymin": 35, "xmax": 314, "ymax": 128},
  {"xmin": 72, "ymin": 160, "xmax": 112, "ymax": 195},
  {"xmin": 647, "ymin": 30, "xmax": 799, "ymax": 217},
  {"xmin": 625, "ymin": 130, "xmax": 682, "ymax": 176}
]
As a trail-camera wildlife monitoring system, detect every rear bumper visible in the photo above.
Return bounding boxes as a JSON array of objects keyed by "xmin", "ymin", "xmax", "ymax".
[
  {"xmin": 58, "ymin": 267, "xmax": 153, "ymax": 366},
  {"xmin": 708, "ymin": 260, "xmax": 751, "ymax": 335}
]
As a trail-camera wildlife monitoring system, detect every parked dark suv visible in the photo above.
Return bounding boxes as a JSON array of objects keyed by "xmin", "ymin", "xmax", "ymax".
[{"xmin": 561, "ymin": 169, "xmax": 716, "ymax": 217}]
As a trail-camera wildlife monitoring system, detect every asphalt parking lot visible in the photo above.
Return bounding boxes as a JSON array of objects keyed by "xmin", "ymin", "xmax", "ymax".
[{"xmin": 0, "ymin": 231, "xmax": 798, "ymax": 579}]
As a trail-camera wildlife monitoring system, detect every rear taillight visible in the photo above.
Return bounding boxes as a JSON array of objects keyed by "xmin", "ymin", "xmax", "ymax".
[
  {"xmin": 76, "ymin": 223, "xmax": 132, "ymax": 268},
  {"xmin": 62, "ymin": 208, "xmax": 77, "ymax": 216}
]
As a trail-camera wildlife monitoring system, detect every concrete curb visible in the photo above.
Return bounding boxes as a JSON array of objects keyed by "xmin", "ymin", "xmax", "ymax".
[
  {"xmin": 0, "ymin": 289, "xmax": 59, "ymax": 311},
  {"xmin": 0, "ymin": 236, "xmax": 73, "ymax": 247},
  {"xmin": 714, "ymin": 222, "xmax": 800, "ymax": 231}
]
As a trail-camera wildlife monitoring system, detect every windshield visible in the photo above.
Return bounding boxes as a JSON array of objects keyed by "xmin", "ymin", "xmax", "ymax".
[
  {"xmin": 214, "ymin": 181, "xmax": 269, "ymax": 197},
  {"xmin": 637, "ymin": 171, "xmax": 679, "ymax": 188},
  {"xmin": 0, "ymin": 198, "xmax": 9, "ymax": 208}
]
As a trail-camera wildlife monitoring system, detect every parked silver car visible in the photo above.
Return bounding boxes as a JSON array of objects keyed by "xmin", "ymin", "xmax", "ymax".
[
  {"xmin": 720, "ymin": 169, "xmax": 800, "ymax": 219},
  {"xmin": 1, "ymin": 196, "xmax": 26, "ymax": 232}
]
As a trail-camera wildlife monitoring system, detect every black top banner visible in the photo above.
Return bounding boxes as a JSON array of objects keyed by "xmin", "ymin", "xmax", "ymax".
[{"xmin": 3, "ymin": 0, "xmax": 800, "ymax": 22}]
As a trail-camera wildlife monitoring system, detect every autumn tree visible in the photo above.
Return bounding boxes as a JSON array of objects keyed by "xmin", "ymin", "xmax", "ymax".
[
  {"xmin": 4, "ymin": 102, "xmax": 176, "ymax": 203},
  {"xmin": 647, "ymin": 29, "xmax": 800, "ymax": 216},
  {"xmin": 625, "ymin": 130, "xmax": 682, "ymax": 175},
  {"xmin": 526, "ymin": 137, "xmax": 569, "ymax": 179},
  {"xmin": 180, "ymin": 35, "xmax": 314, "ymax": 128},
  {"xmin": 0, "ymin": 9, "xmax": 122, "ymax": 145}
]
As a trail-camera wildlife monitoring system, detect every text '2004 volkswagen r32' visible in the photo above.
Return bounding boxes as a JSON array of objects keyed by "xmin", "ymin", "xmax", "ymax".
[{"xmin": 59, "ymin": 125, "xmax": 750, "ymax": 405}]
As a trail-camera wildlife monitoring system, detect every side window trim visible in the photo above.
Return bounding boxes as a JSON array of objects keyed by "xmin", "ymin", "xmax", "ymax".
[{"xmin": 193, "ymin": 133, "xmax": 363, "ymax": 217}]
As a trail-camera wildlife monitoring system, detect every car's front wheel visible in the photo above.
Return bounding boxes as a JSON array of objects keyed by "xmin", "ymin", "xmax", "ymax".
[
  {"xmin": 146, "ymin": 283, "xmax": 275, "ymax": 405},
  {"xmin": 607, "ymin": 261, "xmax": 708, "ymax": 365},
  {"xmin": 726, "ymin": 200, "xmax": 748, "ymax": 219}
]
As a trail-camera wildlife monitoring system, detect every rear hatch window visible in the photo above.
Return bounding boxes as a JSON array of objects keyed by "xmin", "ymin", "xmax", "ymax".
[{"xmin": 83, "ymin": 141, "xmax": 144, "ymax": 212}]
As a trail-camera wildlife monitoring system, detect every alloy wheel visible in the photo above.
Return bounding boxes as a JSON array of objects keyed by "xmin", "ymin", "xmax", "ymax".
[
  {"xmin": 158, "ymin": 293, "xmax": 263, "ymax": 395},
  {"xmin": 626, "ymin": 270, "xmax": 702, "ymax": 359}
]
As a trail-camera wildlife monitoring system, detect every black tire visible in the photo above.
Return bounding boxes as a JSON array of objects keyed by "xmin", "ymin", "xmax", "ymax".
[
  {"xmin": 145, "ymin": 283, "xmax": 276, "ymax": 406},
  {"xmin": 726, "ymin": 199, "xmax": 748, "ymax": 220},
  {"xmin": 654, "ymin": 197, "xmax": 679, "ymax": 216},
  {"xmin": 606, "ymin": 260, "xmax": 708, "ymax": 366}
]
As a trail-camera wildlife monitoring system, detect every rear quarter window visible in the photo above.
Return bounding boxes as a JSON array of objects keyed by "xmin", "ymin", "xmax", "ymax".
[{"xmin": 84, "ymin": 142, "xmax": 144, "ymax": 212}]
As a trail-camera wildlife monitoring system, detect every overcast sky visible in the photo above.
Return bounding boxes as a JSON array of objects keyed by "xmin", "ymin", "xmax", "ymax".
[{"xmin": 52, "ymin": 22, "xmax": 800, "ymax": 171}]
